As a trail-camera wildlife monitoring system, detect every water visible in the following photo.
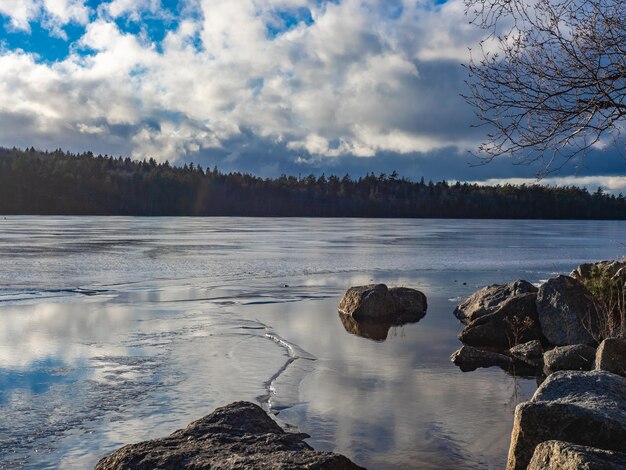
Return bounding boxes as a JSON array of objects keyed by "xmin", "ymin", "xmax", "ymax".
[{"xmin": 0, "ymin": 217, "xmax": 624, "ymax": 469}]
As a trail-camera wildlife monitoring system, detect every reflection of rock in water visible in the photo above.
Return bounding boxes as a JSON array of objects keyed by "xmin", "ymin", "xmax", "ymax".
[{"xmin": 338, "ymin": 311, "xmax": 425, "ymax": 342}]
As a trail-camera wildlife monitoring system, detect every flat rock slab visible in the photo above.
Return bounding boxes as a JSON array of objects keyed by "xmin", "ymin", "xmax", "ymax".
[
  {"xmin": 543, "ymin": 344, "xmax": 596, "ymax": 374},
  {"xmin": 450, "ymin": 345, "xmax": 513, "ymax": 372},
  {"xmin": 508, "ymin": 340, "xmax": 544, "ymax": 367},
  {"xmin": 528, "ymin": 440, "xmax": 626, "ymax": 470},
  {"xmin": 507, "ymin": 370, "xmax": 626, "ymax": 470},
  {"xmin": 339, "ymin": 284, "xmax": 426, "ymax": 321},
  {"xmin": 94, "ymin": 401, "xmax": 364, "ymax": 470}
]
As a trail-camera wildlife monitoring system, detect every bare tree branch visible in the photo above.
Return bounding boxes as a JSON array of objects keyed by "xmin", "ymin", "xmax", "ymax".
[{"xmin": 464, "ymin": 0, "xmax": 626, "ymax": 174}]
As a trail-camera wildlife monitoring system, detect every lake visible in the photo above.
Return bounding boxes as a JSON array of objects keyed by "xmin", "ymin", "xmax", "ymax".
[{"xmin": 0, "ymin": 217, "xmax": 624, "ymax": 469}]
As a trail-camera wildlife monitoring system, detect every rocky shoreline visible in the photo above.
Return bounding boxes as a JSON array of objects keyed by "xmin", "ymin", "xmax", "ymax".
[
  {"xmin": 451, "ymin": 259, "xmax": 626, "ymax": 469},
  {"xmin": 451, "ymin": 260, "xmax": 626, "ymax": 374}
]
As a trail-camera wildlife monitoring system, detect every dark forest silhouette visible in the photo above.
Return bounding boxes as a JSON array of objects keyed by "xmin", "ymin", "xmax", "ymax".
[{"xmin": 0, "ymin": 147, "xmax": 624, "ymax": 219}]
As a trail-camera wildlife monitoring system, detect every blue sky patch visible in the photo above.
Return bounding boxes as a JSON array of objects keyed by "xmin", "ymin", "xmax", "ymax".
[
  {"xmin": 266, "ymin": 7, "xmax": 314, "ymax": 39},
  {"xmin": 113, "ymin": 6, "xmax": 179, "ymax": 53},
  {"xmin": 248, "ymin": 78, "xmax": 265, "ymax": 97},
  {"xmin": 0, "ymin": 0, "xmax": 189, "ymax": 60},
  {"xmin": 381, "ymin": 0, "xmax": 404, "ymax": 19},
  {"xmin": 0, "ymin": 17, "xmax": 86, "ymax": 62}
]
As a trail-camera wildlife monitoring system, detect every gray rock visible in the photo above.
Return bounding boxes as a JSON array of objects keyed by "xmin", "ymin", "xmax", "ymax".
[
  {"xmin": 390, "ymin": 287, "xmax": 428, "ymax": 317},
  {"xmin": 528, "ymin": 440, "xmax": 626, "ymax": 470},
  {"xmin": 543, "ymin": 344, "xmax": 596, "ymax": 374},
  {"xmin": 453, "ymin": 280, "xmax": 537, "ymax": 325},
  {"xmin": 506, "ymin": 370, "xmax": 626, "ymax": 470},
  {"xmin": 536, "ymin": 275, "xmax": 602, "ymax": 346},
  {"xmin": 338, "ymin": 284, "xmax": 427, "ymax": 321},
  {"xmin": 450, "ymin": 345, "xmax": 513, "ymax": 372},
  {"xmin": 458, "ymin": 292, "xmax": 543, "ymax": 350},
  {"xmin": 571, "ymin": 259, "xmax": 626, "ymax": 283},
  {"xmin": 94, "ymin": 401, "xmax": 364, "ymax": 470},
  {"xmin": 595, "ymin": 337, "xmax": 626, "ymax": 377},
  {"xmin": 508, "ymin": 340, "xmax": 544, "ymax": 367}
]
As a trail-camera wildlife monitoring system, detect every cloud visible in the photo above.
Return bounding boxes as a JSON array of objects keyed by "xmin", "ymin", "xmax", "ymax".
[
  {"xmin": 0, "ymin": 0, "xmax": 623, "ymax": 183},
  {"xmin": 0, "ymin": 0, "xmax": 89, "ymax": 34},
  {"xmin": 43, "ymin": 0, "xmax": 90, "ymax": 26},
  {"xmin": 0, "ymin": 0, "xmax": 40, "ymax": 31},
  {"xmin": 103, "ymin": 0, "xmax": 160, "ymax": 19}
]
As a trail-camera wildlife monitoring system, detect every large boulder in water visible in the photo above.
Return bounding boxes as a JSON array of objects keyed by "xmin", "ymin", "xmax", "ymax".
[
  {"xmin": 506, "ymin": 370, "xmax": 626, "ymax": 470},
  {"xmin": 454, "ymin": 280, "xmax": 537, "ymax": 325},
  {"xmin": 94, "ymin": 401, "xmax": 363, "ymax": 470},
  {"xmin": 528, "ymin": 441, "xmax": 626, "ymax": 470},
  {"xmin": 543, "ymin": 344, "xmax": 596, "ymax": 375},
  {"xmin": 536, "ymin": 275, "xmax": 603, "ymax": 346},
  {"xmin": 458, "ymin": 292, "xmax": 543, "ymax": 350},
  {"xmin": 338, "ymin": 284, "xmax": 427, "ymax": 321}
]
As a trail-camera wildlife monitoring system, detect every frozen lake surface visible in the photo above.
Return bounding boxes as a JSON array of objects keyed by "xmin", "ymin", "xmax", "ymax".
[{"xmin": 0, "ymin": 217, "xmax": 624, "ymax": 469}]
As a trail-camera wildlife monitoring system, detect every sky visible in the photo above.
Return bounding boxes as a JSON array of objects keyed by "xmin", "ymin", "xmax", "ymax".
[{"xmin": 0, "ymin": 0, "xmax": 624, "ymax": 192}]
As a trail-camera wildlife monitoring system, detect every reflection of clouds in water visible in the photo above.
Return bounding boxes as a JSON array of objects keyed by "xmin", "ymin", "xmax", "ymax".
[
  {"xmin": 1, "ymin": 218, "xmax": 624, "ymax": 468},
  {"xmin": 0, "ymin": 291, "xmax": 297, "ymax": 468},
  {"xmin": 250, "ymin": 293, "xmax": 536, "ymax": 469},
  {"xmin": 297, "ymin": 366, "xmax": 534, "ymax": 469},
  {"xmin": 0, "ymin": 271, "xmax": 537, "ymax": 469},
  {"xmin": 0, "ymin": 301, "xmax": 134, "ymax": 369}
]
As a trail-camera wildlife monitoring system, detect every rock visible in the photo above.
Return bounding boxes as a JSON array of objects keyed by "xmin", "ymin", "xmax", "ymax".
[
  {"xmin": 528, "ymin": 440, "xmax": 626, "ymax": 470},
  {"xmin": 338, "ymin": 284, "xmax": 427, "ymax": 321},
  {"xmin": 571, "ymin": 259, "xmax": 626, "ymax": 284},
  {"xmin": 543, "ymin": 344, "xmax": 596, "ymax": 374},
  {"xmin": 506, "ymin": 370, "xmax": 626, "ymax": 470},
  {"xmin": 595, "ymin": 337, "xmax": 626, "ymax": 377},
  {"xmin": 94, "ymin": 401, "xmax": 363, "ymax": 470},
  {"xmin": 458, "ymin": 292, "xmax": 543, "ymax": 350},
  {"xmin": 339, "ymin": 284, "xmax": 393, "ymax": 320},
  {"xmin": 390, "ymin": 287, "xmax": 428, "ymax": 317},
  {"xmin": 450, "ymin": 345, "xmax": 513, "ymax": 372},
  {"xmin": 508, "ymin": 340, "xmax": 544, "ymax": 367},
  {"xmin": 453, "ymin": 280, "xmax": 537, "ymax": 325},
  {"xmin": 536, "ymin": 275, "xmax": 602, "ymax": 346}
]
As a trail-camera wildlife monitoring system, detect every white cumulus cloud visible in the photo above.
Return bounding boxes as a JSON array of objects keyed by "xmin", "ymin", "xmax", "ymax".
[{"xmin": 0, "ymin": 0, "xmax": 503, "ymax": 166}]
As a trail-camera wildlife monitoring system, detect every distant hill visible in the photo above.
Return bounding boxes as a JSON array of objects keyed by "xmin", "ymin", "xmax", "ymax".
[{"xmin": 0, "ymin": 147, "xmax": 624, "ymax": 219}]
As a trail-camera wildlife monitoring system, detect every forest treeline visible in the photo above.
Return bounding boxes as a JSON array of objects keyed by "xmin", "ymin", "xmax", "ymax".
[{"xmin": 1, "ymin": 147, "xmax": 625, "ymax": 219}]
